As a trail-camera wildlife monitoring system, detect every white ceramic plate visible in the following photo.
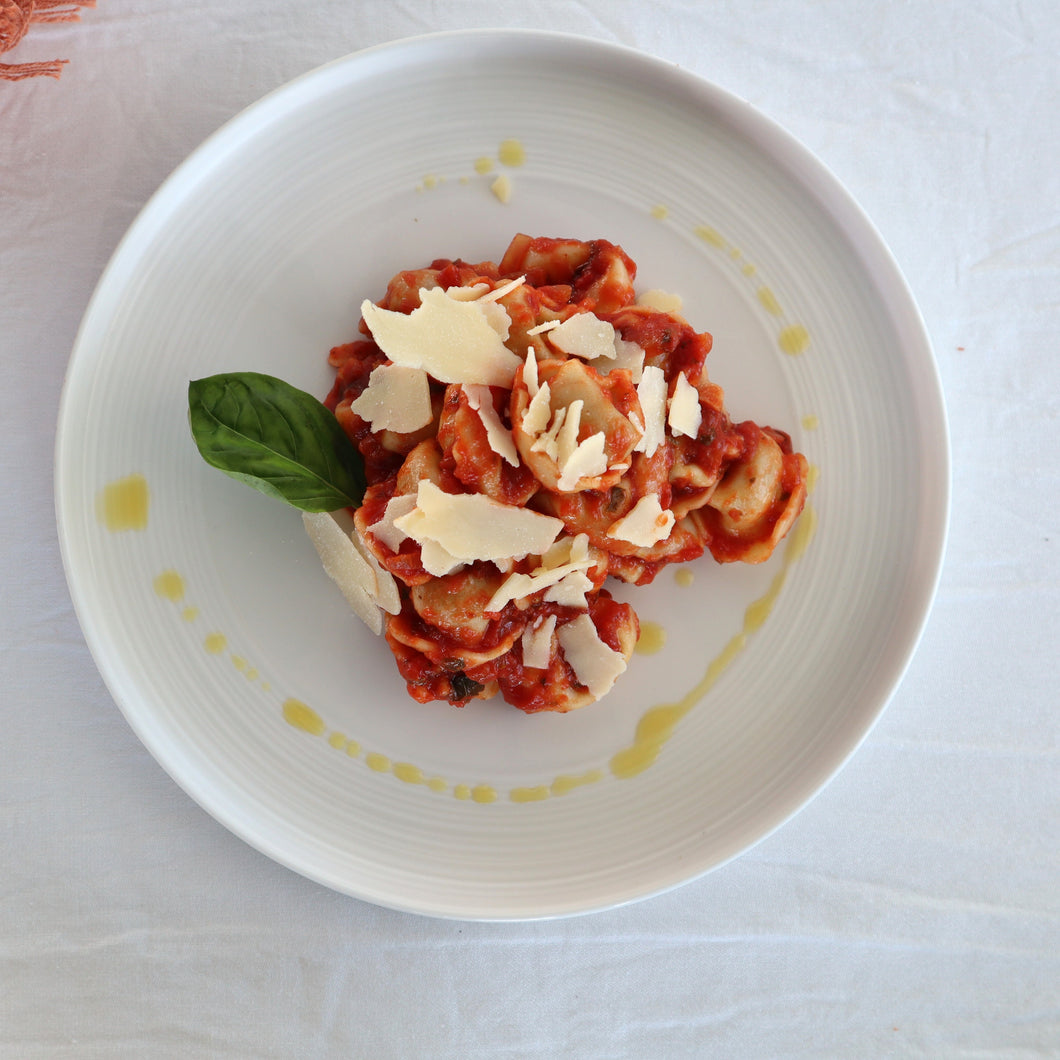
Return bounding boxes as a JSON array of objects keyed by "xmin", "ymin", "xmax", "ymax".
[{"xmin": 55, "ymin": 30, "xmax": 948, "ymax": 920}]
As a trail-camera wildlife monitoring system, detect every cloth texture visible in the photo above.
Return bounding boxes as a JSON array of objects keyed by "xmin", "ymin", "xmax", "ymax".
[{"xmin": 1, "ymin": 2, "xmax": 1057, "ymax": 1056}]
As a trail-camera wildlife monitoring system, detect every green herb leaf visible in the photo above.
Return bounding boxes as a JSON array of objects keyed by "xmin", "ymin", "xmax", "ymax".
[{"xmin": 188, "ymin": 372, "xmax": 366, "ymax": 512}]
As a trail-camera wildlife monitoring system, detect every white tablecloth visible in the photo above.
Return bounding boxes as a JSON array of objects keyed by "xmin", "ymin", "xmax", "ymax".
[{"xmin": 3, "ymin": 2, "xmax": 1057, "ymax": 1056}]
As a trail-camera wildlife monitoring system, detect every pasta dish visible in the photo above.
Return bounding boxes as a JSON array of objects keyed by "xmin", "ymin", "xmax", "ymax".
[{"xmin": 321, "ymin": 234, "xmax": 807, "ymax": 713}]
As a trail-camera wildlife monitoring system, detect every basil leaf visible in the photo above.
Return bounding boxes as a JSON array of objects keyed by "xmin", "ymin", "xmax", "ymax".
[{"xmin": 188, "ymin": 372, "xmax": 366, "ymax": 512}]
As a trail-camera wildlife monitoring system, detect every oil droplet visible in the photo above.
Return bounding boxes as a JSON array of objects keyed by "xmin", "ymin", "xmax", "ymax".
[
  {"xmin": 785, "ymin": 504, "xmax": 817, "ymax": 562},
  {"xmin": 610, "ymin": 701, "xmax": 686, "ymax": 779},
  {"xmin": 779, "ymin": 324, "xmax": 810, "ymax": 355},
  {"xmin": 427, "ymin": 776, "xmax": 448, "ymax": 793},
  {"xmin": 801, "ymin": 414, "xmax": 819, "ymax": 431},
  {"xmin": 650, "ymin": 203, "xmax": 669, "ymax": 220},
  {"xmin": 245, "ymin": 668, "xmax": 259, "ymax": 682},
  {"xmin": 345, "ymin": 740, "xmax": 361, "ymax": 757},
  {"xmin": 230, "ymin": 655, "xmax": 247, "ymax": 672},
  {"xmin": 757, "ymin": 287, "xmax": 783, "ymax": 315},
  {"xmin": 366, "ymin": 752, "xmax": 390, "ymax": 773},
  {"xmin": 153, "ymin": 570, "xmax": 185, "ymax": 602},
  {"xmin": 807, "ymin": 464, "xmax": 820, "ymax": 494},
  {"xmin": 694, "ymin": 225, "xmax": 726, "ymax": 249},
  {"xmin": 497, "ymin": 139, "xmax": 525, "ymax": 167},
  {"xmin": 471, "ymin": 785, "xmax": 497, "ymax": 804},
  {"xmin": 675, "ymin": 568, "xmax": 695, "ymax": 588},
  {"xmin": 283, "ymin": 698, "xmax": 326, "ymax": 736},
  {"xmin": 454, "ymin": 784, "xmax": 472, "ymax": 800},
  {"xmin": 423, "ymin": 174, "xmax": 438, "ymax": 189},
  {"xmin": 636, "ymin": 621, "xmax": 667, "ymax": 655},
  {"xmin": 743, "ymin": 569, "xmax": 788, "ymax": 634},
  {"xmin": 550, "ymin": 770, "xmax": 602, "ymax": 796},
  {"xmin": 741, "ymin": 262, "xmax": 757, "ymax": 277},
  {"xmin": 328, "ymin": 731, "xmax": 348, "ymax": 751},
  {"xmin": 203, "ymin": 632, "xmax": 227, "ymax": 654},
  {"xmin": 473, "ymin": 156, "xmax": 494, "ymax": 174},
  {"xmin": 393, "ymin": 762, "xmax": 424, "ymax": 785},
  {"xmin": 97, "ymin": 473, "xmax": 149, "ymax": 531},
  {"xmin": 181, "ymin": 606, "xmax": 199, "ymax": 623},
  {"xmin": 510, "ymin": 785, "xmax": 550, "ymax": 803}
]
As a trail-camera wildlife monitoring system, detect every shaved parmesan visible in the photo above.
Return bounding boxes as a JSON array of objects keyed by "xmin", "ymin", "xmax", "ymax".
[
  {"xmin": 527, "ymin": 320, "xmax": 560, "ymax": 336},
  {"xmin": 490, "ymin": 174, "xmax": 513, "ymax": 203},
  {"xmin": 480, "ymin": 275, "xmax": 526, "ymax": 302},
  {"xmin": 557, "ymin": 431, "xmax": 608, "ymax": 491},
  {"xmin": 349, "ymin": 364, "xmax": 433, "ymax": 433},
  {"xmin": 548, "ymin": 312, "xmax": 617, "ymax": 361},
  {"xmin": 521, "ymin": 379, "xmax": 552, "ymax": 436},
  {"xmin": 485, "ymin": 533, "xmax": 595, "ymax": 612},
  {"xmin": 360, "ymin": 287, "xmax": 522, "ymax": 387},
  {"xmin": 418, "ymin": 536, "xmax": 466, "ymax": 578},
  {"xmin": 521, "ymin": 614, "xmax": 557, "ymax": 669},
  {"xmin": 351, "ymin": 528, "xmax": 401, "ymax": 616},
  {"xmin": 368, "ymin": 492, "xmax": 417, "ymax": 553},
  {"xmin": 636, "ymin": 288, "xmax": 684, "ymax": 314},
  {"xmin": 444, "ymin": 283, "xmax": 490, "ymax": 301},
  {"xmin": 633, "ymin": 365, "xmax": 667, "ymax": 456},
  {"xmin": 606, "ymin": 494, "xmax": 676, "ymax": 547},
  {"xmin": 604, "ymin": 337, "xmax": 646, "ymax": 383},
  {"xmin": 394, "ymin": 480, "xmax": 563, "ymax": 570},
  {"xmin": 463, "ymin": 385, "xmax": 519, "ymax": 466},
  {"xmin": 302, "ymin": 511, "xmax": 385, "ymax": 635},
  {"xmin": 523, "ymin": 345, "xmax": 540, "ymax": 397},
  {"xmin": 530, "ymin": 404, "xmax": 567, "ymax": 462},
  {"xmin": 555, "ymin": 399, "xmax": 583, "ymax": 469},
  {"xmin": 557, "ymin": 614, "xmax": 627, "ymax": 700},
  {"xmin": 543, "ymin": 570, "xmax": 594, "ymax": 609},
  {"xmin": 667, "ymin": 371, "xmax": 702, "ymax": 438}
]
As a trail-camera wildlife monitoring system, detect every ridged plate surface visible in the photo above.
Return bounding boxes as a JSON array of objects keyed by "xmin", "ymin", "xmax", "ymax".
[{"xmin": 55, "ymin": 30, "xmax": 948, "ymax": 919}]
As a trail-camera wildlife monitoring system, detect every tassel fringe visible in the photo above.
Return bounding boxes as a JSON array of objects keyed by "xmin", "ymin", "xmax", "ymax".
[{"xmin": 0, "ymin": 0, "xmax": 96, "ymax": 81}]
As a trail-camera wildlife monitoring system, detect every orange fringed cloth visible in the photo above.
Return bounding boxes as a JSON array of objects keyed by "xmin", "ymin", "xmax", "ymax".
[{"xmin": 1, "ymin": 0, "xmax": 96, "ymax": 80}]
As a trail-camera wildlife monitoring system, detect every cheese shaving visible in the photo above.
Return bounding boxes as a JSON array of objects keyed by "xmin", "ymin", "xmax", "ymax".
[
  {"xmin": 557, "ymin": 431, "xmax": 608, "ymax": 491},
  {"xmin": 548, "ymin": 312, "xmax": 617, "ymax": 360},
  {"xmin": 601, "ymin": 337, "xmax": 646, "ymax": 383},
  {"xmin": 485, "ymin": 533, "xmax": 594, "ymax": 612},
  {"xmin": 349, "ymin": 364, "xmax": 433, "ymax": 434},
  {"xmin": 530, "ymin": 404, "xmax": 567, "ymax": 462},
  {"xmin": 543, "ymin": 570, "xmax": 594, "ymax": 609},
  {"xmin": 636, "ymin": 288, "xmax": 684, "ymax": 314},
  {"xmin": 302, "ymin": 511, "xmax": 386, "ymax": 635},
  {"xmin": 521, "ymin": 614, "xmax": 557, "ymax": 669},
  {"xmin": 556, "ymin": 614, "xmax": 627, "ymax": 700},
  {"xmin": 632, "ymin": 365, "xmax": 667, "ymax": 456},
  {"xmin": 527, "ymin": 320, "xmax": 561, "ymax": 336},
  {"xmin": 521, "ymin": 378, "xmax": 552, "ymax": 436},
  {"xmin": 479, "ymin": 275, "xmax": 526, "ymax": 302},
  {"xmin": 523, "ymin": 345, "xmax": 540, "ymax": 397},
  {"xmin": 490, "ymin": 174, "xmax": 513, "ymax": 203},
  {"xmin": 393, "ymin": 480, "xmax": 563, "ymax": 572},
  {"xmin": 667, "ymin": 371, "xmax": 703, "ymax": 439},
  {"xmin": 360, "ymin": 287, "xmax": 522, "ymax": 387},
  {"xmin": 606, "ymin": 494, "xmax": 676, "ymax": 547},
  {"xmin": 463, "ymin": 384, "xmax": 519, "ymax": 466},
  {"xmin": 368, "ymin": 492, "xmax": 417, "ymax": 553}
]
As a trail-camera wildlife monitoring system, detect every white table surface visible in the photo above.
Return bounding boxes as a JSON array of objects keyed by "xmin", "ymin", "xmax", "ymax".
[{"xmin": 3, "ymin": 2, "xmax": 1057, "ymax": 1056}]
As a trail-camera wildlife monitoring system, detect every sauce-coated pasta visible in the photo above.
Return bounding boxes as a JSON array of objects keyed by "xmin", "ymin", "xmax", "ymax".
[{"xmin": 325, "ymin": 235, "xmax": 807, "ymax": 712}]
